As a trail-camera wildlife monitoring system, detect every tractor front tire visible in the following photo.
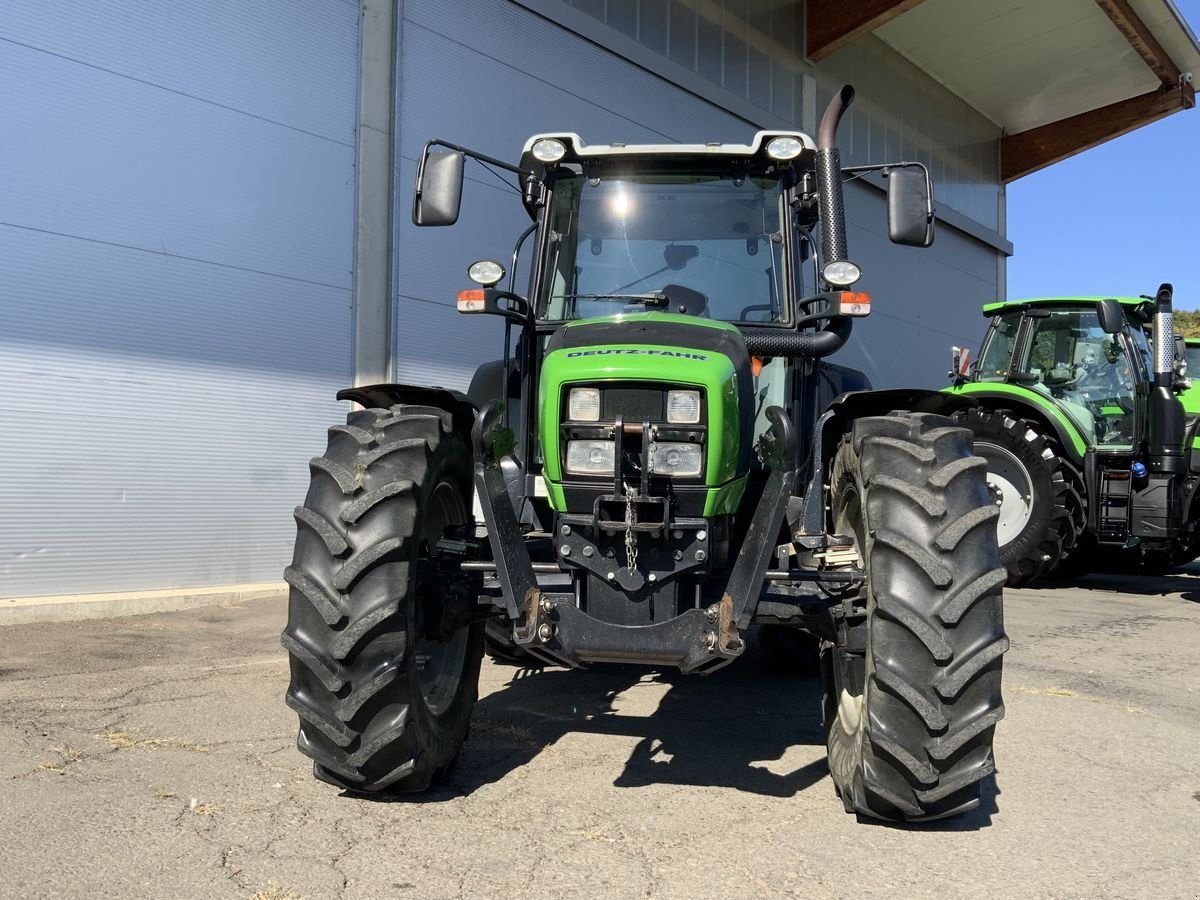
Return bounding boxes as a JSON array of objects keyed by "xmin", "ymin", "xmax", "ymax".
[
  {"xmin": 823, "ymin": 411, "xmax": 1008, "ymax": 821},
  {"xmin": 958, "ymin": 408, "xmax": 1084, "ymax": 585},
  {"xmin": 281, "ymin": 404, "xmax": 484, "ymax": 794}
]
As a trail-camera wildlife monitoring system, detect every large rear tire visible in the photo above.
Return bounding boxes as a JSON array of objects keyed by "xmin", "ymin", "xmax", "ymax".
[
  {"xmin": 281, "ymin": 404, "xmax": 483, "ymax": 793},
  {"xmin": 957, "ymin": 408, "xmax": 1084, "ymax": 585},
  {"xmin": 823, "ymin": 412, "xmax": 1008, "ymax": 821}
]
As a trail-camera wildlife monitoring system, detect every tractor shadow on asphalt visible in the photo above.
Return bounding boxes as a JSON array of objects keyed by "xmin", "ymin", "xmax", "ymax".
[
  {"xmin": 459, "ymin": 649, "xmax": 828, "ymax": 801},
  {"xmin": 436, "ymin": 633, "xmax": 1000, "ymax": 830},
  {"xmin": 1030, "ymin": 561, "xmax": 1200, "ymax": 602}
]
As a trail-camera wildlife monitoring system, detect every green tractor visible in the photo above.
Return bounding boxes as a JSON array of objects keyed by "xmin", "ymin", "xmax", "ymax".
[
  {"xmin": 948, "ymin": 292, "xmax": 1200, "ymax": 583},
  {"xmin": 281, "ymin": 87, "xmax": 1008, "ymax": 822},
  {"xmin": 1179, "ymin": 337, "xmax": 1200, "ymax": 418}
]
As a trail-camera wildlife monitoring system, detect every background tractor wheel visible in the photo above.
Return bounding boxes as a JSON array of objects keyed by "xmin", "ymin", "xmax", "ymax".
[
  {"xmin": 823, "ymin": 411, "xmax": 1008, "ymax": 821},
  {"xmin": 281, "ymin": 404, "xmax": 483, "ymax": 794},
  {"xmin": 957, "ymin": 408, "xmax": 1084, "ymax": 585}
]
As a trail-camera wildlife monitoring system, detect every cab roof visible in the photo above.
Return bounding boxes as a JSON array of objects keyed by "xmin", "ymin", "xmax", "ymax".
[
  {"xmin": 519, "ymin": 131, "xmax": 816, "ymax": 172},
  {"xmin": 981, "ymin": 296, "xmax": 1152, "ymax": 316}
]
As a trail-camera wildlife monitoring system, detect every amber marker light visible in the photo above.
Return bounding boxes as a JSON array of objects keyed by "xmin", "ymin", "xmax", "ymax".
[
  {"xmin": 457, "ymin": 289, "xmax": 487, "ymax": 312},
  {"xmin": 838, "ymin": 292, "xmax": 871, "ymax": 317}
]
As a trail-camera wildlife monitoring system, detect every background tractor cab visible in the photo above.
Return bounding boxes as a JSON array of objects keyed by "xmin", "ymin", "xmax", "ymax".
[
  {"xmin": 949, "ymin": 289, "xmax": 1200, "ymax": 583},
  {"xmin": 280, "ymin": 87, "xmax": 1009, "ymax": 823}
]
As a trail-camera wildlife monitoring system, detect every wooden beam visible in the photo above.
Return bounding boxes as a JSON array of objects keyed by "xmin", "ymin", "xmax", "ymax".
[
  {"xmin": 806, "ymin": 0, "xmax": 927, "ymax": 62},
  {"xmin": 1001, "ymin": 83, "xmax": 1195, "ymax": 182},
  {"xmin": 1094, "ymin": 0, "xmax": 1183, "ymax": 84}
]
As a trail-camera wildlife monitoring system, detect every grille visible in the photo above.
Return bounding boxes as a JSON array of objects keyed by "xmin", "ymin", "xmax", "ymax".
[{"xmin": 602, "ymin": 387, "xmax": 664, "ymax": 421}]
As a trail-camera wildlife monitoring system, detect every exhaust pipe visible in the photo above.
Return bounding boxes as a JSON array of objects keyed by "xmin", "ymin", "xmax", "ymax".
[
  {"xmin": 1148, "ymin": 282, "xmax": 1187, "ymax": 474},
  {"xmin": 742, "ymin": 86, "xmax": 858, "ymax": 359},
  {"xmin": 816, "ymin": 86, "xmax": 854, "ymax": 267}
]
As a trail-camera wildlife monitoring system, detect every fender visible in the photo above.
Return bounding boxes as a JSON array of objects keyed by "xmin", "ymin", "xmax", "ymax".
[
  {"xmin": 791, "ymin": 388, "xmax": 977, "ymax": 537},
  {"xmin": 944, "ymin": 382, "xmax": 1087, "ymax": 465},
  {"xmin": 337, "ymin": 382, "xmax": 477, "ymax": 438}
]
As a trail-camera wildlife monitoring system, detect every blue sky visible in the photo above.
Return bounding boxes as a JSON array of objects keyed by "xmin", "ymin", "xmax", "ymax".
[{"xmin": 1006, "ymin": 0, "xmax": 1200, "ymax": 307}]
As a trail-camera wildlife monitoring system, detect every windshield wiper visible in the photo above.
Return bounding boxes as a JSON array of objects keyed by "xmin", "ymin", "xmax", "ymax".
[{"xmin": 555, "ymin": 292, "xmax": 668, "ymax": 307}]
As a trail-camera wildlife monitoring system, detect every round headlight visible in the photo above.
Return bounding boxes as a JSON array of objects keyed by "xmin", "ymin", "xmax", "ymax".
[
  {"xmin": 766, "ymin": 136, "xmax": 804, "ymax": 160},
  {"xmin": 531, "ymin": 138, "xmax": 567, "ymax": 163},
  {"xmin": 467, "ymin": 259, "xmax": 505, "ymax": 287},
  {"xmin": 822, "ymin": 260, "xmax": 862, "ymax": 287}
]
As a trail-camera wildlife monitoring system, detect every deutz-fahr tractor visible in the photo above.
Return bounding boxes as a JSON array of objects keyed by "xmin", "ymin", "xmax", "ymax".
[
  {"xmin": 948, "ymin": 291, "xmax": 1200, "ymax": 584},
  {"xmin": 281, "ymin": 87, "xmax": 1007, "ymax": 822}
]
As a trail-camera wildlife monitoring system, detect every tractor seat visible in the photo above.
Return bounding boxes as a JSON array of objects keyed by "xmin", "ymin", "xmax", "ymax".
[{"xmin": 660, "ymin": 283, "xmax": 708, "ymax": 317}]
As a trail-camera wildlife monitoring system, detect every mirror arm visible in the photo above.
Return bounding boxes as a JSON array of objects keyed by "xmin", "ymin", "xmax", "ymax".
[
  {"xmin": 416, "ymin": 138, "xmax": 534, "ymax": 181},
  {"xmin": 485, "ymin": 289, "xmax": 535, "ymax": 327},
  {"xmin": 842, "ymin": 161, "xmax": 934, "ymax": 221}
]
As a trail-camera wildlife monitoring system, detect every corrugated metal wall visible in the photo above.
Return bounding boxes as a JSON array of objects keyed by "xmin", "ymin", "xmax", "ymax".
[
  {"xmin": 391, "ymin": 0, "xmax": 755, "ymax": 390},
  {"xmin": 0, "ymin": 1, "xmax": 359, "ymax": 598},
  {"xmin": 392, "ymin": 0, "xmax": 1003, "ymax": 393}
]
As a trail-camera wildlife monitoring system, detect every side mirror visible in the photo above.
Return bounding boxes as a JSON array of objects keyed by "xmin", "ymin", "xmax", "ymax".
[
  {"xmin": 413, "ymin": 149, "xmax": 465, "ymax": 226},
  {"xmin": 1096, "ymin": 298, "xmax": 1124, "ymax": 334},
  {"xmin": 887, "ymin": 166, "xmax": 934, "ymax": 247},
  {"xmin": 1175, "ymin": 337, "xmax": 1188, "ymax": 378}
]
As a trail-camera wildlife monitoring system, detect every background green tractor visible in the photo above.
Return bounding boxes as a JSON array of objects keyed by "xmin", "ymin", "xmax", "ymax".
[
  {"xmin": 948, "ymin": 292, "xmax": 1200, "ymax": 584},
  {"xmin": 1179, "ymin": 337, "xmax": 1200, "ymax": 418},
  {"xmin": 281, "ymin": 86, "xmax": 1008, "ymax": 822}
]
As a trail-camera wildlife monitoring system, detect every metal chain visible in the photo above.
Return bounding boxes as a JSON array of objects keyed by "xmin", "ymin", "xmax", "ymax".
[{"xmin": 624, "ymin": 483, "xmax": 638, "ymax": 574}]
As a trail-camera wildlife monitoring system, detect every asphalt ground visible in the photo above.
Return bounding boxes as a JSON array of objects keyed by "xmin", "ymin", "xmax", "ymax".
[{"xmin": 1, "ymin": 569, "xmax": 1198, "ymax": 899}]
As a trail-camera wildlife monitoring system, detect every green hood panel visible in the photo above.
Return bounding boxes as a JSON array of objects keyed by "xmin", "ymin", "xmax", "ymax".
[
  {"xmin": 540, "ymin": 342, "xmax": 743, "ymax": 488},
  {"xmin": 539, "ymin": 312, "xmax": 756, "ymax": 516}
]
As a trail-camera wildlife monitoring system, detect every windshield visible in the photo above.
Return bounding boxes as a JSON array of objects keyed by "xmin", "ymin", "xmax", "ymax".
[
  {"xmin": 1187, "ymin": 343, "xmax": 1200, "ymax": 375},
  {"xmin": 977, "ymin": 314, "xmax": 1019, "ymax": 381},
  {"xmin": 537, "ymin": 171, "xmax": 788, "ymax": 323},
  {"xmin": 1016, "ymin": 308, "xmax": 1138, "ymax": 447}
]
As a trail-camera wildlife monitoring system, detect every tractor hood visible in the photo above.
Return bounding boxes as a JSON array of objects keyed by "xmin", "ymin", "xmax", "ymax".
[{"xmin": 538, "ymin": 312, "xmax": 756, "ymax": 516}]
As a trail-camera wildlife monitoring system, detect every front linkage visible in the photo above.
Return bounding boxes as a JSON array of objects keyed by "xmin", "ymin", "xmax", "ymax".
[{"xmin": 466, "ymin": 399, "xmax": 834, "ymax": 673}]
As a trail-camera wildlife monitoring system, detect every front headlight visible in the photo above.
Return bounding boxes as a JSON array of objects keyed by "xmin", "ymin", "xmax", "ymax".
[
  {"xmin": 568, "ymin": 387, "xmax": 601, "ymax": 421},
  {"xmin": 565, "ymin": 439, "xmax": 615, "ymax": 475},
  {"xmin": 650, "ymin": 442, "xmax": 703, "ymax": 477},
  {"xmin": 666, "ymin": 390, "xmax": 701, "ymax": 424}
]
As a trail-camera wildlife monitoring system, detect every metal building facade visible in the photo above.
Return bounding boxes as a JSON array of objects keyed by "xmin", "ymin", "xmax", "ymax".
[
  {"xmin": 0, "ymin": 1, "xmax": 360, "ymax": 597},
  {"xmin": 391, "ymin": 0, "xmax": 1009, "ymax": 393},
  {"xmin": 2, "ymin": 0, "xmax": 1012, "ymax": 601}
]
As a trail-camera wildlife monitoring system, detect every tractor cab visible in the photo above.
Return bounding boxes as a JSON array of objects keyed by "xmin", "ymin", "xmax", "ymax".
[{"xmin": 972, "ymin": 297, "xmax": 1155, "ymax": 448}]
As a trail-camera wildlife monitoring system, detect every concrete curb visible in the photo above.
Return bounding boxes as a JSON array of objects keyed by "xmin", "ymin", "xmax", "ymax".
[{"xmin": 0, "ymin": 583, "xmax": 287, "ymax": 626}]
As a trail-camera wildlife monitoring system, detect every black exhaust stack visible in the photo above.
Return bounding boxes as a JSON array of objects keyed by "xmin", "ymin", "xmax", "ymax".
[
  {"xmin": 741, "ymin": 87, "xmax": 856, "ymax": 360},
  {"xmin": 1148, "ymin": 282, "xmax": 1187, "ymax": 474},
  {"xmin": 816, "ymin": 86, "xmax": 854, "ymax": 267}
]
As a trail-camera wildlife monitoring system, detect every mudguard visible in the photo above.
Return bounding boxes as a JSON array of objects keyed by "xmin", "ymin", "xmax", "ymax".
[
  {"xmin": 337, "ymin": 382, "xmax": 477, "ymax": 437},
  {"xmin": 945, "ymin": 383, "xmax": 1088, "ymax": 465},
  {"xmin": 792, "ymin": 388, "xmax": 977, "ymax": 537}
]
